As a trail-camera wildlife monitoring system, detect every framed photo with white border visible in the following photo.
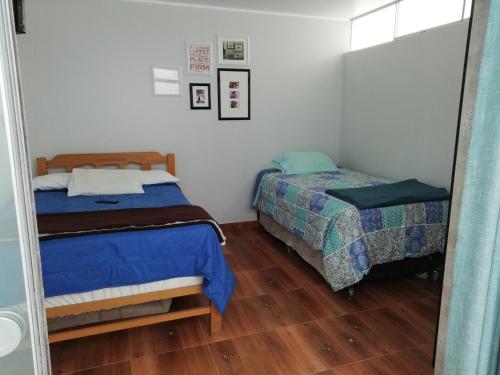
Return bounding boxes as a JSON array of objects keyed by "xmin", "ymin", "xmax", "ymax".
[
  {"xmin": 186, "ymin": 42, "xmax": 212, "ymax": 75},
  {"xmin": 217, "ymin": 36, "xmax": 250, "ymax": 66},
  {"xmin": 217, "ymin": 68, "xmax": 250, "ymax": 120}
]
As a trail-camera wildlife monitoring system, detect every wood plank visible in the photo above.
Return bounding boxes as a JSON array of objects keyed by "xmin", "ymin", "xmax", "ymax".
[
  {"xmin": 210, "ymin": 331, "xmax": 306, "ymax": 375},
  {"xmin": 49, "ymin": 228, "xmax": 442, "ymax": 375},
  {"xmin": 275, "ymin": 320, "xmax": 354, "ymax": 373},
  {"xmin": 355, "ymin": 307, "xmax": 428, "ymax": 352},
  {"xmin": 203, "ymin": 289, "xmax": 331, "ymax": 343},
  {"xmin": 270, "ymin": 288, "xmax": 329, "ymax": 324},
  {"xmin": 207, "ymin": 339, "xmax": 250, "ymax": 375},
  {"xmin": 222, "ymin": 231, "xmax": 276, "ymax": 272},
  {"xmin": 68, "ymin": 361, "xmax": 132, "ymax": 375},
  {"xmin": 323, "ymin": 347, "xmax": 434, "ymax": 375},
  {"xmin": 36, "ymin": 151, "xmax": 175, "ymax": 176},
  {"xmin": 234, "ymin": 266, "xmax": 299, "ymax": 298},
  {"xmin": 46, "ymin": 285, "xmax": 203, "ymax": 318},
  {"xmin": 49, "ymin": 307, "xmax": 210, "ymax": 343},
  {"xmin": 303, "ymin": 283, "xmax": 381, "ymax": 317},
  {"xmin": 129, "ymin": 317, "xmax": 207, "ymax": 358},
  {"xmin": 316, "ymin": 315, "xmax": 389, "ymax": 361},
  {"xmin": 220, "ymin": 221, "xmax": 259, "ymax": 231},
  {"xmin": 131, "ymin": 345, "xmax": 219, "ymax": 375},
  {"xmin": 36, "ymin": 157, "xmax": 48, "ymax": 176},
  {"xmin": 240, "ymin": 229, "xmax": 327, "ymax": 286},
  {"xmin": 202, "ymin": 296, "xmax": 280, "ymax": 342},
  {"xmin": 210, "ymin": 301, "xmax": 222, "ymax": 335},
  {"xmin": 166, "ymin": 153, "xmax": 176, "ymax": 176},
  {"xmin": 390, "ymin": 297, "xmax": 439, "ymax": 342},
  {"xmin": 359, "ymin": 278, "xmax": 432, "ymax": 306},
  {"xmin": 321, "ymin": 356, "xmax": 399, "ymax": 375},
  {"xmin": 50, "ymin": 331, "xmax": 130, "ymax": 374}
]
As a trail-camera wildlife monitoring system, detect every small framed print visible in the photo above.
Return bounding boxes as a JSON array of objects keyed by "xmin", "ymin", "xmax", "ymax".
[
  {"xmin": 217, "ymin": 68, "xmax": 250, "ymax": 120},
  {"xmin": 217, "ymin": 36, "xmax": 249, "ymax": 66},
  {"xmin": 186, "ymin": 43, "xmax": 212, "ymax": 75},
  {"xmin": 189, "ymin": 83, "xmax": 211, "ymax": 110}
]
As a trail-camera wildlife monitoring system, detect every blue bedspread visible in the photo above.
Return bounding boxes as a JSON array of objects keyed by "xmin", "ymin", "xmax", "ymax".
[
  {"xmin": 36, "ymin": 184, "xmax": 235, "ymax": 313},
  {"xmin": 35, "ymin": 183, "xmax": 190, "ymax": 213}
]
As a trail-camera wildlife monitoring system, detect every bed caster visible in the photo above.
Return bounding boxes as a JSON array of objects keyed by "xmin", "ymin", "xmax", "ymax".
[
  {"xmin": 347, "ymin": 286, "xmax": 355, "ymax": 300},
  {"xmin": 432, "ymin": 270, "xmax": 440, "ymax": 283}
]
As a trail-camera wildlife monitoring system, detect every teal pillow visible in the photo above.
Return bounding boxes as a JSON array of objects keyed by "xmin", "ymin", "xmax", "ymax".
[{"xmin": 272, "ymin": 151, "xmax": 339, "ymax": 174}]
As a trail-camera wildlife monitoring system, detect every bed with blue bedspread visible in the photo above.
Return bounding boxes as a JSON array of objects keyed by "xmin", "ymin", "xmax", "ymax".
[
  {"xmin": 35, "ymin": 183, "xmax": 235, "ymax": 314},
  {"xmin": 253, "ymin": 169, "xmax": 449, "ymax": 291}
]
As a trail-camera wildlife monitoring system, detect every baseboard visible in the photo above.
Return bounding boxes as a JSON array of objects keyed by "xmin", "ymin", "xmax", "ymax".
[{"xmin": 220, "ymin": 220, "xmax": 259, "ymax": 231}]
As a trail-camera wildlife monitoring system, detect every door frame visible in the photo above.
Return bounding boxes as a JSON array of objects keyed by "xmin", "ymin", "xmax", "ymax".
[
  {"xmin": 434, "ymin": 0, "xmax": 490, "ymax": 373},
  {"xmin": 0, "ymin": 0, "xmax": 50, "ymax": 373}
]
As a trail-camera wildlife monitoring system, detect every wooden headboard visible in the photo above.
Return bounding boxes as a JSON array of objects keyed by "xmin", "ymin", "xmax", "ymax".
[{"xmin": 36, "ymin": 152, "xmax": 175, "ymax": 176}]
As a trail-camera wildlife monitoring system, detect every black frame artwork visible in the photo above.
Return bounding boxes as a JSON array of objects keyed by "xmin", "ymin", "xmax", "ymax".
[
  {"xmin": 189, "ymin": 83, "xmax": 211, "ymax": 110},
  {"xmin": 217, "ymin": 68, "xmax": 250, "ymax": 121},
  {"xmin": 12, "ymin": 0, "xmax": 25, "ymax": 34}
]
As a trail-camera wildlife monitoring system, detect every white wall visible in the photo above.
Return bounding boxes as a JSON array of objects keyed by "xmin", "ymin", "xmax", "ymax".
[
  {"xmin": 17, "ymin": 0, "xmax": 350, "ymax": 223},
  {"xmin": 340, "ymin": 21, "xmax": 469, "ymax": 189}
]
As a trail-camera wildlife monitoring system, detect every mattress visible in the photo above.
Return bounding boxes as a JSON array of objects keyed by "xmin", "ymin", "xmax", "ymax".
[
  {"xmin": 45, "ymin": 276, "xmax": 203, "ymax": 308},
  {"xmin": 35, "ymin": 183, "xmax": 235, "ymax": 313},
  {"xmin": 46, "ymin": 275, "xmax": 204, "ymax": 331},
  {"xmin": 254, "ymin": 169, "xmax": 449, "ymax": 291}
]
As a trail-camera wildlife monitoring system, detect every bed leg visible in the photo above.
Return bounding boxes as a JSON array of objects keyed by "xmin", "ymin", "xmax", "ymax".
[
  {"xmin": 432, "ymin": 270, "xmax": 440, "ymax": 283},
  {"xmin": 416, "ymin": 272, "xmax": 429, "ymax": 279},
  {"xmin": 210, "ymin": 301, "xmax": 222, "ymax": 335},
  {"xmin": 286, "ymin": 245, "xmax": 293, "ymax": 253},
  {"xmin": 347, "ymin": 286, "xmax": 355, "ymax": 300}
]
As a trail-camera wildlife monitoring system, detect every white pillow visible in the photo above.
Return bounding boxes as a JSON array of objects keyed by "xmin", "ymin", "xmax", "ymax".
[
  {"xmin": 67, "ymin": 169, "xmax": 144, "ymax": 197},
  {"xmin": 141, "ymin": 170, "xmax": 179, "ymax": 185},
  {"xmin": 33, "ymin": 173, "xmax": 71, "ymax": 191}
]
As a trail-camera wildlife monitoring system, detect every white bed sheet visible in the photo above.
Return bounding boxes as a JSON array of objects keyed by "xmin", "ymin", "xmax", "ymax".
[{"xmin": 44, "ymin": 276, "xmax": 204, "ymax": 308}]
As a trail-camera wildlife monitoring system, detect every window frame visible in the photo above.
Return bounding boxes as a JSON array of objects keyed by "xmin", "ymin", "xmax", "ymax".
[
  {"xmin": 349, "ymin": 3, "xmax": 398, "ymax": 52},
  {"xmin": 350, "ymin": 0, "xmax": 471, "ymax": 51}
]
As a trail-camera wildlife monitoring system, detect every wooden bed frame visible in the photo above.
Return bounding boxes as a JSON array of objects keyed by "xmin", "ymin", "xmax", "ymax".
[{"xmin": 37, "ymin": 152, "xmax": 222, "ymax": 343}]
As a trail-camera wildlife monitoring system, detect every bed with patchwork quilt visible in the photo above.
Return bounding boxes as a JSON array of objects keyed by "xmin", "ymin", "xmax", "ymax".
[{"xmin": 253, "ymin": 169, "xmax": 449, "ymax": 291}]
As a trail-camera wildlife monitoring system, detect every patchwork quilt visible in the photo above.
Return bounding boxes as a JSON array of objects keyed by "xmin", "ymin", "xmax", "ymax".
[{"xmin": 255, "ymin": 169, "xmax": 449, "ymax": 291}]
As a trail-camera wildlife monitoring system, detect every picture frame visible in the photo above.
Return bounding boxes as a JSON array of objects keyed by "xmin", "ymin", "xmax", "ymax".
[
  {"xmin": 189, "ymin": 83, "xmax": 211, "ymax": 110},
  {"xmin": 217, "ymin": 36, "xmax": 250, "ymax": 66},
  {"xmin": 217, "ymin": 68, "xmax": 250, "ymax": 120},
  {"xmin": 186, "ymin": 42, "xmax": 212, "ymax": 75}
]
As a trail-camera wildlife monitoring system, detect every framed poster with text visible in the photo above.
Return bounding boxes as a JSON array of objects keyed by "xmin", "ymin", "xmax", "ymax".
[{"xmin": 186, "ymin": 43, "xmax": 212, "ymax": 75}]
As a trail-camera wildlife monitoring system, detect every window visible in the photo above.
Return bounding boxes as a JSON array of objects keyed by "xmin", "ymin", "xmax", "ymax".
[
  {"xmin": 351, "ymin": 5, "xmax": 396, "ymax": 51},
  {"xmin": 152, "ymin": 67, "xmax": 181, "ymax": 96},
  {"xmin": 463, "ymin": 0, "xmax": 472, "ymax": 18},
  {"xmin": 350, "ymin": 0, "xmax": 471, "ymax": 51},
  {"xmin": 396, "ymin": 0, "xmax": 464, "ymax": 37}
]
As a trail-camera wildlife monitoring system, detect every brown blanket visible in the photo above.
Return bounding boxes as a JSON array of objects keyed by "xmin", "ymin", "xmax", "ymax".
[{"xmin": 37, "ymin": 205, "xmax": 226, "ymax": 244}]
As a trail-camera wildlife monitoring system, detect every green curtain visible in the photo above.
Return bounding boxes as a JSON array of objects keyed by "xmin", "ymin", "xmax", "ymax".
[{"xmin": 443, "ymin": 2, "xmax": 500, "ymax": 374}]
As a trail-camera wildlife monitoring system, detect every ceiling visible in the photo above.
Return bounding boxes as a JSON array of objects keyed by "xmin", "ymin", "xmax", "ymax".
[{"xmin": 149, "ymin": 0, "xmax": 393, "ymax": 20}]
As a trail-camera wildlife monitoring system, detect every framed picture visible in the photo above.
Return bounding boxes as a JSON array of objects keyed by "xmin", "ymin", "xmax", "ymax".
[
  {"xmin": 217, "ymin": 68, "xmax": 250, "ymax": 120},
  {"xmin": 189, "ymin": 83, "xmax": 211, "ymax": 110},
  {"xmin": 217, "ymin": 36, "xmax": 249, "ymax": 66},
  {"xmin": 186, "ymin": 43, "xmax": 212, "ymax": 75}
]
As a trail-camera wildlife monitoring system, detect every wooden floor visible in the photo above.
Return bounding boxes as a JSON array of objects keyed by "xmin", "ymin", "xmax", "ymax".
[{"xmin": 50, "ymin": 227, "xmax": 440, "ymax": 375}]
